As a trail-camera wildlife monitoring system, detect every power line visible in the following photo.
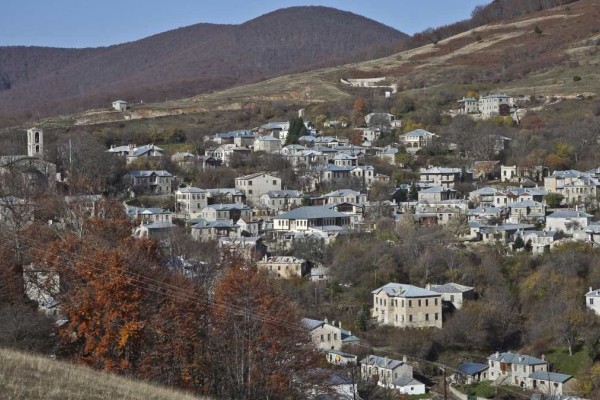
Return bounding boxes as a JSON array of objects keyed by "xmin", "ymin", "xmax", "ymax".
[{"xmin": 0, "ymin": 224, "xmax": 532, "ymax": 398}]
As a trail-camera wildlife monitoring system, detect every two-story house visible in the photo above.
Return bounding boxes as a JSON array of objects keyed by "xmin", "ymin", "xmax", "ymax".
[
  {"xmin": 487, "ymin": 352, "xmax": 548, "ymax": 386},
  {"xmin": 399, "ymin": 129, "xmax": 436, "ymax": 153},
  {"xmin": 419, "ymin": 167, "xmax": 463, "ymax": 189},
  {"xmin": 200, "ymin": 204, "xmax": 252, "ymax": 222},
  {"xmin": 259, "ymin": 190, "xmax": 304, "ymax": 212},
  {"xmin": 273, "ymin": 206, "xmax": 351, "ymax": 233},
  {"xmin": 235, "ymin": 172, "xmax": 281, "ymax": 205},
  {"xmin": 128, "ymin": 170, "xmax": 174, "ymax": 195},
  {"xmin": 175, "ymin": 187, "xmax": 208, "ymax": 219},
  {"xmin": 302, "ymin": 318, "xmax": 359, "ymax": 351},
  {"xmin": 371, "ymin": 283, "xmax": 443, "ymax": 329},
  {"xmin": 426, "ymin": 283, "xmax": 475, "ymax": 310},
  {"xmin": 361, "ymin": 355, "xmax": 425, "ymax": 394},
  {"xmin": 257, "ymin": 256, "xmax": 310, "ymax": 278}
]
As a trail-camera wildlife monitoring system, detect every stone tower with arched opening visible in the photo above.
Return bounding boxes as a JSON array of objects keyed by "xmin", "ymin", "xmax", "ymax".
[{"xmin": 27, "ymin": 127, "xmax": 43, "ymax": 158}]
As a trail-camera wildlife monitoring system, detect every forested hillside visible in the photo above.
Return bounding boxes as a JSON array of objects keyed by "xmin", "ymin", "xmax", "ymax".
[{"xmin": 0, "ymin": 6, "xmax": 408, "ymax": 120}]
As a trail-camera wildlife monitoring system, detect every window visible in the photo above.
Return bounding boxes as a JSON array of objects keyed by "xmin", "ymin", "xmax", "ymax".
[
  {"xmin": 333, "ymin": 333, "xmax": 337, "ymax": 340},
  {"xmin": 418, "ymin": 300, "xmax": 421, "ymax": 307},
  {"xmin": 523, "ymin": 366, "xmax": 526, "ymax": 373},
  {"xmin": 435, "ymin": 298, "xmax": 438, "ymax": 306},
  {"xmin": 409, "ymin": 300, "xmax": 412, "ymax": 308},
  {"xmin": 591, "ymin": 298, "xmax": 594, "ymax": 305},
  {"xmin": 320, "ymin": 335, "xmax": 324, "ymax": 342},
  {"xmin": 425, "ymin": 313, "xmax": 429, "ymax": 321},
  {"xmin": 435, "ymin": 313, "xmax": 439, "ymax": 320},
  {"xmin": 248, "ymin": 181, "xmax": 253, "ymax": 186},
  {"xmin": 450, "ymin": 295, "xmax": 455, "ymax": 302},
  {"xmin": 409, "ymin": 315, "xmax": 413, "ymax": 322},
  {"xmin": 425, "ymin": 299, "xmax": 429, "ymax": 306},
  {"xmin": 327, "ymin": 334, "xmax": 331, "ymax": 341}
]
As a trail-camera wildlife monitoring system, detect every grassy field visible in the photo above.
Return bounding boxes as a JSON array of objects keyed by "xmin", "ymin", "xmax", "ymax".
[
  {"xmin": 0, "ymin": 348, "xmax": 208, "ymax": 400},
  {"xmin": 545, "ymin": 347, "xmax": 593, "ymax": 376}
]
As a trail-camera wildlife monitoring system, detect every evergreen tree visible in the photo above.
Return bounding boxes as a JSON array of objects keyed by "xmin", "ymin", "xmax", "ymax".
[
  {"xmin": 408, "ymin": 182, "xmax": 419, "ymax": 201},
  {"xmin": 286, "ymin": 117, "xmax": 307, "ymax": 145}
]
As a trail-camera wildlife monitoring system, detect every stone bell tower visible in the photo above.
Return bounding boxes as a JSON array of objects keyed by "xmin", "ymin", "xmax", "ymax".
[{"xmin": 27, "ymin": 127, "xmax": 43, "ymax": 158}]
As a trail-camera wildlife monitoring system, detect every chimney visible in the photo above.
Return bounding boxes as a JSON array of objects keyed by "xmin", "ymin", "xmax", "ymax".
[
  {"xmin": 495, "ymin": 351, "xmax": 500, "ymax": 358},
  {"xmin": 324, "ymin": 317, "xmax": 328, "ymax": 324},
  {"xmin": 591, "ymin": 287, "xmax": 594, "ymax": 293},
  {"xmin": 519, "ymin": 355, "xmax": 523, "ymax": 362},
  {"xmin": 384, "ymin": 356, "xmax": 388, "ymax": 366},
  {"xmin": 403, "ymin": 355, "xmax": 408, "ymax": 364},
  {"xmin": 541, "ymin": 354, "xmax": 545, "ymax": 361},
  {"xmin": 339, "ymin": 321, "xmax": 342, "ymax": 330},
  {"xmin": 425, "ymin": 283, "xmax": 431, "ymax": 290}
]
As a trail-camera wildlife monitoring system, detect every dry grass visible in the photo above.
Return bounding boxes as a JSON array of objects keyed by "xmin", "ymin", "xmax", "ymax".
[{"xmin": 0, "ymin": 348, "xmax": 208, "ymax": 400}]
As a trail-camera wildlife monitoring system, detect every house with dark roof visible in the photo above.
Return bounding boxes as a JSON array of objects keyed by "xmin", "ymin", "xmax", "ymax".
[
  {"xmin": 361, "ymin": 355, "xmax": 425, "ymax": 394},
  {"xmin": 455, "ymin": 362, "xmax": 489, "ymax": 384},
  {"xmin": 399, "ymin": 129, "xmax": 436, "ymax": 153},
  {"xmin": 419, "ymin": 167, "xmax": 463, "ymax": 189},
  {"xmin": 371, "ymin": 283, "xmax": 442, "ymax": 329},
  {"xmin": 234, "ymin": 172, "xmax": 281, "ymax": 205},
  {"xmin": 259, "ymin": 190, "xmax": 304, "ymax": 212},
  {"xmin": 302, "ymin": 318, "xmax": 359, "ymax": 351},
  {"xmin": 545, "ymin": 210, "xmax": 593, "ymax": 234},
  {"xmin": 273, "ymin": 206, "xmax": 351, "ymax": 233},
  {"xmin": 128, "ymin": 170, "xmax": 173, "ymax": 195},
  {"xmin": 426, "ymin": 282, "xmax": 475, "ymax": 310},
  {"xmin": 487, "ymin": 352, "xmax": 551, "ymax": 388},
  {"xmin": 527, "ymin": 371, "xmax": 573, "ymax": 396}
]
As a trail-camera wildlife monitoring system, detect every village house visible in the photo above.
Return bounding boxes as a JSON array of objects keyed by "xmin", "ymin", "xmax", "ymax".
[
  {"xmin": 487, "ymin": 352, "xmax": 571, "ymax": 395},
  {"xmin": 376, "ymin": 145, "xmax": 399, "ymax": 164},
  {"xmin": 472, "ymin": 160, "xmax": 501, "ymax": 180},
  {"xmin": 332, "ymin": 153, "xmax": 358, "ymax": 168},
  {"xmin": 419, "ymin": 167, "xmax": 463, "ymax": 189},
  {"xmin": 133, "ymin": 221, "xmax": 175, "ymax": 239},
  {"xmin": 585, "ymin": 224, "xmax": 600, "ymax": 246},
  {"xmin": 200, "ymin": 203, "xmax": 252, "ymax": 222},
  {"xmin": 190, "ymin": 220, "xmax": 240, "ymax": 241},
  {"xmin": 456, "ymin": 97, "xmax": 479, "ymax": 114},
  {"xmin": 128, "ymin": 170, "xmax": 173, "ymax": 195},
  {"xmin": 399, "ymin": 129, "xmax": 436, "ymax": 153},
  {"xmin": 205, "ymin": 130, "xmax": 255, "ymax": 146},
  {"xmin": 253, "ymin": 135, "xmax": 282, "ymax": 153},
  {"xmin": 234, "ymin": 172, "xmax": 282, "ymax": 205},
  {"xmin": 478, "ymin": 94, "xmax": 513, "ymax": 118},
  {"xmin": 508, "ymin": 200, "xmax": 546, "ymax": 223},
  {"xmin": 126, "ymin": 207, "xmax": 173, "ymax": 225},
  {"xmin": 361, "ymin": 355, "xmax": 426, "ymax": 394},
  {"xmin": 218, "ymin": 237, "xmax": 266, "ymax": 261},
  {"xmin": 518, "ymin": 231, "xmax": 557, "ymax": 254},
  {"xmin": 273, "ymin": 206, "xmax": 351, "ymax": 233},
  {"xmin": 323, "ymin": 189, "xmax": 367, "ymax": 205},
  {"xmin": 371, "ymin": 283, "xmax": 443, "ymax": 329},
  {"xmin": 469, "ymin": 187, "xmax": 499, "ymax": 206},
  {"xmin": 302, "ymin": 318, "xmax": 359, "ymax": 351},
  {"xmin": 418, "ymin": 186, "xmax": 459, "ymax": 203},
  {"xmin": 477, "ymin": 223, "xmax": 536, "ymax": 245},
  {"xmin": 585, "ymin": 287, "xmax": 600, "ymax": 316},
  {"xmin": 494, "ymin": 188, "xmax": 547, "ymax": 207},
  {"xmin": 171, "ymin": 152, "xmax": 197, "ymax": 170},
  {"xmin": 112, "ymin": 100, "xmax": 128, "ymax": 111},
  {"xmin": 360, "ymin": 128, "xmax": 381, "ymax": 147},
  {"xmin": 326, "ymin": 350, "xmax": 357, "ymax": 366},
  {"xmin": 107, "ymin": 144, "xmax": 165, "ymax": 164},
  {"xmin": 205, "ymin": 144, "xmax": 251, "ymax": 166},
  {"xmin": 257, "ymin": 256, "xmax": 310, "ymax": 278},
  {"xmin": 502, "ymin": 165, "xmax": 545, "ymax": 183},
  {"xmin": 426, "ymin": 283, "xmax": 475, "ymax": 310},
  {"xmin": 259, "ymin": 190, "xmax": 304, "ymax": 212},
  {"xmin": 175, "ymin": 187, "xmax": 208, "ymax": 219},
  {"xmin": 455, "ymin": 362, "xmax": 489, "ymax": 385},
  {"xmin": 206, "ymin": 188, "xmax": 245, "ymax": 205},
  {"xmin": 545, "ymin": 210, "xmax": 593, "ymax": 234}
]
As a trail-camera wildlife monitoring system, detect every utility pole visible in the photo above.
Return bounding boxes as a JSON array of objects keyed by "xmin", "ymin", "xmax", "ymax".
[{"xmin": 442, "ymin": 366, "xmax": 448, "ymax": 400}]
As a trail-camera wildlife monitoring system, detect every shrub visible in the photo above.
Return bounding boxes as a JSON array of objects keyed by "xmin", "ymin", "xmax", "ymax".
[
  {"xmin": 534, "ymin": 25, "xmax": 543, "ymax": 35},
  {"xmin": 573, "ymin": 76, "xmax": 582, "ymax": 82}
]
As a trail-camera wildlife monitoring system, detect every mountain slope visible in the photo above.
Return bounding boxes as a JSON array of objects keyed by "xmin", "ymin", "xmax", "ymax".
[
  {"xmin": 0, "ymin": 6, "xmax": 408, "ymax": 120},
  {"xmin": 0, "ymin": 348, "xmax": 208, "ymax": 400}
]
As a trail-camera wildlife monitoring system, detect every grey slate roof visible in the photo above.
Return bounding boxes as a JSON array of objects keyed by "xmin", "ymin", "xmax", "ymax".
[
  {"xmin": 488, "ymin": 352, "xmax": 546, "ymax": 366},
  {"xmin": 400, "ymin": 129, "xmax": 435, "ymax": 138},
  {"xmin": 274, "ymin": 206, "xmax": 348, "ymax": 220},
  {"xmin": 429, "ymin": 283, "xmax": 474, "ymax": 294},
  {"xmin": 129, "ymin": 170, "xmax": 173, "ymax": 177},
  {"xmin": 372, "ymin": 283, "xmax": 440, "ymax": 298},
  {"xmin": 546, "ymin": 210, "xmax": 592, "ymax": 219},
  {"xmin": 392, "ymin": 376, "xmax": 423, "ymax": 387},
  {"xmin": 528, "ymin": 371, "xmax": 572, "ymax": 383},
  {"xmin": 457, "ymin": 362, "xmax": 489, "ymax": 376},
  {"xmin": 360, "ymin": 355, "xmax": 405, "ymax": 370}
]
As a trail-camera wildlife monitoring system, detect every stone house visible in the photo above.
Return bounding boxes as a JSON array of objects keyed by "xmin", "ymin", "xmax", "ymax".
[
  {"xmin": 371, "ymin": 283, "xmax": 443, "ymax": 329},
  {"xmin": 418, "ymin": 186, "xmax": 458, "ymax": 203},
  {"xmin": 259, "ymin": 190, "xmax": 304, "ymax": 212},
  {"xmin": 128, "ymin": 170, "xmax": 173, "ymax": 195},
  {"xmin": 545, "ymin": 210, "xmax": 593, "ymax": 233},
  {"xmin": 426, "ymin": 282, "xmax": 475, "ymax": 310},
  {"xmin": 419, "ymin": 167, "xmax": 463, "ymax": 189},
  {"xmin": 253, "ymin": 135, "xmax": 282, "ymax": 153},
  {"xmin": 585, "ymin": 287, "xmax": 600, "ymax": 316},
  {"xmin": 257, "ymin": 256, "xmax": 310, "ymax": 278},
  {"xmin": 398, "ymin": 129, "xmax": 436, "ymax": 153},
  {"xmin": 302, "ymin": 318, "xmax": 359, "ymax": 351},
  {"xmin": 234, "ymin": 172, "xmax": 282, "ymax": 205},
  {"xmin": 360, "ymin": 355, "xmax": 413, "ymax": 387},
  {"xmin": 273, "ymin": 206, "xmax": 351, "ymax": 233},
  {"xmin": 175, "ymin": 187, "xmax": 208, "ymax": 219}
]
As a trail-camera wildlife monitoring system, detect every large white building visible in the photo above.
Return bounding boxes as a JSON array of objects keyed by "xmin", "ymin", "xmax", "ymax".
[
  {"xmin": 371, "ymin": 283, "xmax": 443, "ymax": 329},
  {"xmin": 175, "ymin": 187, "xmax": 208, "ymax": 219}
]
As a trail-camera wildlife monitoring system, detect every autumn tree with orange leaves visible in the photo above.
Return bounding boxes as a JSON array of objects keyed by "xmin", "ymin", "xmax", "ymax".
[{"xmin": 206, "ymin": 263, "xmax": 321, "ymax": 399}]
